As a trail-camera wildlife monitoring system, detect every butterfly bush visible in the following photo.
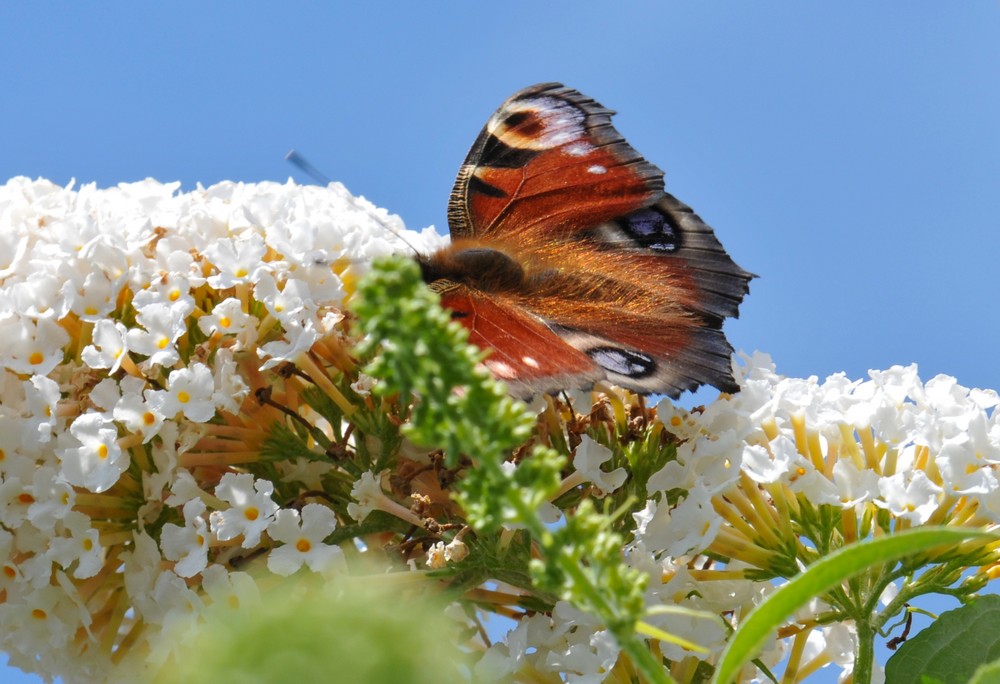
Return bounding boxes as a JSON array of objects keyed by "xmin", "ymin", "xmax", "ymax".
[{"xmin": 0, "ymin": 176, "xmax": 998, "ymax": 683}]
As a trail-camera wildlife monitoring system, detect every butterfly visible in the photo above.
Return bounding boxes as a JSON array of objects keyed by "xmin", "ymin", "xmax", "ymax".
[{"xmin": 416, "ymin": 83, "xmax": 753, "ymax": 399}]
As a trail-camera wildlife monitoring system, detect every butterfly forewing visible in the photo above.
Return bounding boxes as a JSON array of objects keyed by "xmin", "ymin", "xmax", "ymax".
[{"xmin": 447, "ymin": 83, "xmax": 663, "ymax": 240}]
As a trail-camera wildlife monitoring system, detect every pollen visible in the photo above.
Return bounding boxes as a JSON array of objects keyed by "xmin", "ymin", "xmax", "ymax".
[
  {"xmin": 177, "ymin": 391, "xmax": 191, "ymax": 404},
  {"xmin": 219, "ymin": 316, "xmax": 231, "ymax": 329},
  {"xmin": 296, "ymin": 538, "xmax": 312, "ymax": 553},
  {"xmin": 28, "ymin": 351, "xmax": 44, "ymax": 365},
  {"xmin": 143, "ymin": 412, "xmax": 156, "ymax": 426},
  {"xmin": 169, "ymin": 288, "xmax": 181, "ymax": 302},
  {"xmin": 244, "ymin": 506, "xmax": 260, "ymax": 522},
  {"xmin": 97, "ymin": 444, "xmax": 109, "ymax": 460},
  {"xmin": 157, "ymin": 336, "xmax": 169, "ymax": 350},
  {"xmin": 670, "ymin": 416, "xmax": 683, "ymax": 428}
]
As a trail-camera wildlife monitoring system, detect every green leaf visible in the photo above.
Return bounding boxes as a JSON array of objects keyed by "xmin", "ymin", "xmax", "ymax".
[
  {"xmin": 712, "ymin": 527, "xmax": 999, "ymax": 684},
  {"xmin": 970, "ymin": 658, "xmax": 1000, "ymax": 684},
  {"xmin": 886, "ymin": 595, "xmax": 1000, "ymax": 684}
]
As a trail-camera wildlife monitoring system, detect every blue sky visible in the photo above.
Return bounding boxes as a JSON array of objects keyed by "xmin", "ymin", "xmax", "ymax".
[{"xmin": 1, "ymin": 3, "xmax": 998, "ymax": 682}]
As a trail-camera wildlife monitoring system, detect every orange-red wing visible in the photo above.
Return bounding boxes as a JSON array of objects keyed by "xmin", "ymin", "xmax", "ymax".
[
  {"xmin": 437, "ymin": 285, "xmax": 604, "ymax": 398},
  {"xmin": 447, "ymin": 83, "xmax": 663, "ymax": 241}
]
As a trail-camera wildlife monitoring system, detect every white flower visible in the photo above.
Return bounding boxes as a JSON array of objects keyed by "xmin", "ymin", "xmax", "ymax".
[
  {"xmin": 831, "ymin": 459, "xmax": 881, "ymax": 508},
  {"xmin": 80, "ymin": 319, "xmax": 128, "ymax": 373},
  {"xmin": 113, "ymin": 376, "xmax": 165, "ymax": 441},
  {"xmin": 347, "ymin": 470, "xmax": 387, "ymax": 522},
  {"xmin": 147, "ymin": 363, "xmax": 217, "ymax": 423},
  {"xmin": 426, "ymin": 537, "xmax": 469, "ymax": 568},
  {"xmin": 201, "ymin": 564, "xmax": 262, "ymax": 613},
  {"xmin": 161, "ymin": 498, "xmax": 210, "ymax": 578},
  {"xmin": 49, "ymin": 511, "xmax": 104, "ymax": 579},
  {"xmin": 132, "ymin": 273, "xmax": 195, "ymax": 318},
  {"xmin": 571, "ymin": 435, "xmax": 627, "ymax": 496},
  {"xmin": 125, "ymin": 302, "xmax": 186, "ymax": 368},
  {"xmin": 209, "ymin": 473, "xmax": 279, "ymax": 548},
  {"xmin": 350, "ymin": 373, "xmax": 376, "ymax": 396},
  {"xmin": 876, "ymin": 469, "xmax": 943, "ymax": 525},
  {"xmin": 632, "ymin": 488, "xmax": 722, "ymax": 557},
  {"xmin": 197, "ymin": 296, "xmax": 257, "ymax": 344},
  {"xmin": 25, "ymin": 466, "xmax": 75, "ymax": 531},
  {"xmin": 0, "ymin": 313, "xmax": 70, "ymax": 375},
  {"xmin": 23, "ymin": 375, "xmax": 61, "ymax": 446},
  {"xmin": 56, "ymin": 413, "xmax": 127, "ymax": 493},
  {"xmin": 211, "ymin": 349, "xmax": 249, "ymax": 415},
  {"xmin": 204, "ymin": 233, "xmax": 268, "ymax": 289},
  {"xmin": 266, "ymin": 504, "xmax": 344, "ymax": 576}
]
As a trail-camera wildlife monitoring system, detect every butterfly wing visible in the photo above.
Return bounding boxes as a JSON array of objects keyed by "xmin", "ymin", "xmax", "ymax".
[
  {"xmin": 536, "ymin": 193, "xmax": 753, "ymax": 397},
  {"xmin": 448, "ymin": 83, "xmax": 662, "ymax": 241},
  {"xmin": 433, "ymin": 282, "xmax": 604, "ymax": 398},
  {"xmin": 437, "ymin": 83, "xmax": 753, "ymax": 398}
]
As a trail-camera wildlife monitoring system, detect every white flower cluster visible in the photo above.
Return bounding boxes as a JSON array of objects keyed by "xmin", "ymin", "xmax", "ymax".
[
  {"xmin": 0, "ymin": 176, "xmax": 444, "ymax": 682},
  {"xmin": 478, "ymin": 354, "xmax": 1000, "ymax": 682},
  {"xmin": 2, "ymin": 176, "xmax": 997, "ymax": 683}
]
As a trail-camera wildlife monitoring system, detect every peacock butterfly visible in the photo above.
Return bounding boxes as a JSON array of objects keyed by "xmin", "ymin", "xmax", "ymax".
[{"xmin": 416, "ymin": 83, "xmax": 753, "ymax": 399}]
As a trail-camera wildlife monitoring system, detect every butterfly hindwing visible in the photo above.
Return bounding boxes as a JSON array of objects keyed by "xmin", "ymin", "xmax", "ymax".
[{"xmin": 432, "ymin": 281, "xmax": 604, "ymax": 398}]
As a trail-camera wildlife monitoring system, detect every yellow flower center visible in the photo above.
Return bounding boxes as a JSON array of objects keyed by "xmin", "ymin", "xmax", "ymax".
[
  {"xmin": 177, "ymin": 391, "xmax": 191, "ymax": 404},
  {"xmin": 296, "ymin": 538, "xmax": 312, "ymax": 553},
  {"xmin": 244, "ymin": 507, "xmax": 259, "ymax": 522}
]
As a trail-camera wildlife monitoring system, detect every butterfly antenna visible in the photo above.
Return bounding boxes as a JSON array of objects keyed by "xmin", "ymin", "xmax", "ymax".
[
  {"xmin": 285, "ymin": 149, "xmax": 332, "ymax": 186},
  {"xmin": 285, "ymin": 149, "xmax": 422, "ymax": 256}
]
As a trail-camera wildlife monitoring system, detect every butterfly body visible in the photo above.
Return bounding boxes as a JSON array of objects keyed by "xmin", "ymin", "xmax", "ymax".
[{"xmin": 420, "ymin": 83, "xmax": 753, "ymax": 399}]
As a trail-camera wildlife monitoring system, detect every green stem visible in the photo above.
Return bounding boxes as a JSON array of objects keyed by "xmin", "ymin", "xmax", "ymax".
[
  {"xmin": 559, "ymin": 558, "xmax": 673, "ymax": 684},
  {"xmin": 854, "ymin": 615, "xmax": 875, "ymax": 683}
]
